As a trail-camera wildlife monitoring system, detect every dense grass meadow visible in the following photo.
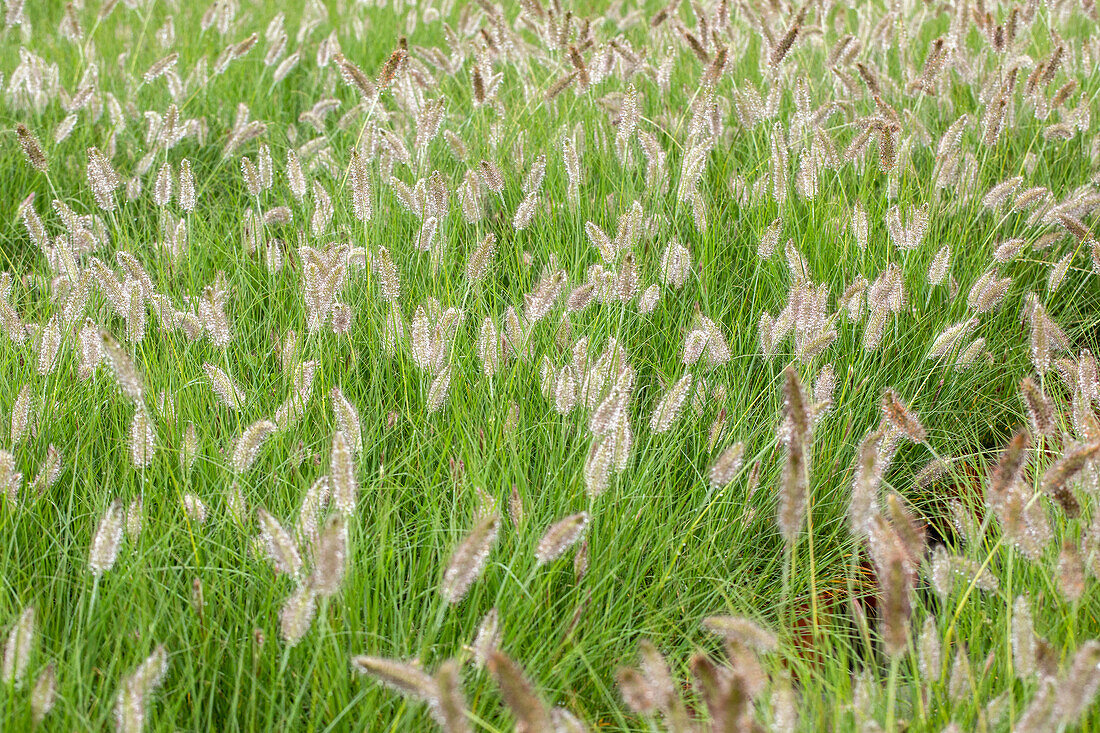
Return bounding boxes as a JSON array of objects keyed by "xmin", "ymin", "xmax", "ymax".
[{"xmin": 1, "ymin": 0, "xmax": 1100, "ymax": 729}]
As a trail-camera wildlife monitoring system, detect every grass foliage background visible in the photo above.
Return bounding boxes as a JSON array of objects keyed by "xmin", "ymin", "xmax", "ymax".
[{"xmin": 0, "ymin": 0, "xmax": 1099, "ymax": 730}]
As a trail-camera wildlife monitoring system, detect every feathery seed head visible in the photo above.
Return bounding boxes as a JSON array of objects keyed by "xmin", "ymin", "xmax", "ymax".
[
  {"xmin": 535, "ymin": 512, "xmax": 589, "ymax": 565},
  {"xmin": 440, "ymin": 513, "xmax": 500, "ymax": 604},
  {"xmin": 89, "ymin": 499, "xmax": 124, "ymax": 576}
]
